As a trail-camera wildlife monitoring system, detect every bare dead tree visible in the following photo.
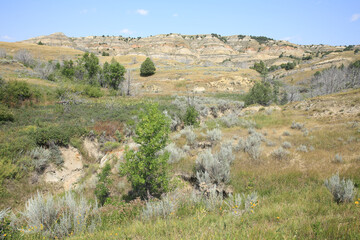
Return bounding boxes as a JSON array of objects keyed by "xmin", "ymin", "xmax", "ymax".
[
  {"xmin": 0, "ymin": 48, "xmax": 6, "ymax": 58},
  {"xmin": 14, "ymin": 49, "xmax": 34, "ymax": 67}
]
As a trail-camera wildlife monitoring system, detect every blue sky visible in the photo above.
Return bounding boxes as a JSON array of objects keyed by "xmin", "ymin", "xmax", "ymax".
[{"xmin": 0, "ymin": 0, "xmax": 359, "ymax": 45}]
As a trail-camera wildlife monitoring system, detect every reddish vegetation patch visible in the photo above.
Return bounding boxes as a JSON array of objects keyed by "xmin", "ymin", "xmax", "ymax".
[{"xmin": 93, "ymin": 121, "xmax": 123, "ymax": 137}]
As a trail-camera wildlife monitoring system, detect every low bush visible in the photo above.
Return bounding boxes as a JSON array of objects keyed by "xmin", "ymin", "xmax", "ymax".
[
  {"xmin": 33, "ymin": 124, "xmax": 86, "ymax": 146},
  {"xmin": 206, "ymin": 128, "xmax": 222, "ymax": 144},
  {"xmin": 324, "ymin": 173, "xmax": 356, "ymax": 203},
  {"xmin": 332, "ymin": 153, "xmax": 343, "ymax": 163},
  {"xmin": 100, "ymin": 141, "xmax": 121, "ymax": 152},
  {"xmin": 282, "ymin": 141, "xmax": 292, "ymax": 149},
  {"xmin": 291, "ymin": 121, "xmax": 304, "ymax": 130},
  {"xmin": 271, "ymin": 147, "xmax": 290, "ymax": 160},
  {"xmin": 162, "ymin": 143, "xmax": 186, "ymax": 164},
  {"xmin": 220, "ymin": 113, "xmax": 239, "ymax": 127},
  {"xmin": 181, "ymin": 126, "xmax": 197, "ymax": 147},
  {"xmin": 95, "ymin": 163, "xmax": 111, "ymax": 206},
  {"xmin": 29, "ymin": 147, "xmax": 52, "ymax": 173},
  {"xmin": 183, "ymin": 105, "xmax": 199, "ymax": 126},
  {"xmin": 15, "ymin": 191, "xmax": 100, "ymax": 238},
  {"xmin": 142, "ymin": 194, "xmax": 177, "ymax": 219},
  {"xmin": 0, "ymin": 105, "xmax": 14, "ymax": 122},
  {"xmin": 296, "ymin": 145, "xmax": 308, "ymax": 152},
  {"xmin": 0, "ymin": 81, "xmax": 34, "ymax": 107},
  {"xmin": 84, "ymin": 85, "xmax": 103, "ymax": 98}
]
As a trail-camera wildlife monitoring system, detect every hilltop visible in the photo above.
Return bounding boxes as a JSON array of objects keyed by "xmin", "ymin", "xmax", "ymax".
[{"xmin": 20, "ymin": 32, "xmax": 349, "ymax": 66}]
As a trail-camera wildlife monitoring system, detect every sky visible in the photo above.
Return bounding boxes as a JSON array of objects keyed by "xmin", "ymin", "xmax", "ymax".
[{"xmin": 0, "ymin": 0, "xmax": 359, "ymax": 46}]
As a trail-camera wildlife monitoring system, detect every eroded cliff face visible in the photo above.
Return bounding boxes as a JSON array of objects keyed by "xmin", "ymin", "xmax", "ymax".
[{"xmin": 20, "ymin": 32, "xmax": 340, "ymax": 65}]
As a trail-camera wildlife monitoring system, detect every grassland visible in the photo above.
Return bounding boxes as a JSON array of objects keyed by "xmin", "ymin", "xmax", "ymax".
[{"xmin": 0, "ymin": 42, "xmax": 360, "ymax": 239}]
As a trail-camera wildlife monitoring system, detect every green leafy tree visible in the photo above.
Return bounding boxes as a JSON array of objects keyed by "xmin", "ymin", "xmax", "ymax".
[
  {"xmin": 140, "ymin": 57, "xmax": 156, "ymax": 77},
  {"xmin": 61, "ymin": 60, "xmax": 75, "ymax": 78},
  {"xmin": 245, "ymin": 81, "xmax": 273, "ymax": 106},
  {"xmin": 120, "ymin": 104, "xmax": 170, "ymax": 199},
  {"xmin": 103, "ymin": 59, "xmax": 126, "ymax": 89},
  {"xmin": 251, "ymin": 61, "xmax": 268, "ymax": 75}
]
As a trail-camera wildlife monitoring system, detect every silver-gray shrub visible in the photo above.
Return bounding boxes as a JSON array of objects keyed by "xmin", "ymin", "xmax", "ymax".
[
  {"xmin": 271, "ymin": 147, "xmax": 290, "ymax": 160},
  {"xmin": 181, "ymin": 126, "xmax": 197, "ymax": 147},
  {"xmin": 238, "ymin": 119, "xmax": 257, "ymax": 128},
  {"xmin": 220, "ymin": 113, "xmax": 239, "ymax": 127},
  {"xmin": 225, "ymin": 192, "xmax": 258, "ymax": 216},
  {"xmin": 235, "ymin": 131, "xmax": 263, "ymax": 161},
  {"xmin": 282, "ymin": 141, "xmax": 292, "ymax": 149},
  {"xmin": 332, "ymin": 153, "xmax": 343, "ymax": 163},
  {"xmin": 324, "ymin": 173, "xmax": 356, "ymax": 203},
  {"xmin": 142, "ymin": 194, "xmax": 177, "ymax": 219},
  {"xmin": 291, "ymin": 121, "xmax": 304, "ymax": 130},
  {"xmin": 29, "ymin": 147, "xmax": 52, "ymax": 173},
  {"xmin": 14, "ymin": 49, "xmax": 34, "ymax": 67},
  {"xmin": 244, "ymin": 192, "xmax": 258, "ymax": 212},
  {"xmin": 206, "ymin": 128, "xmax": 222, "ymax": 144},
  {"xmin": 244, "ymin": 131, "xmax": 263, "ymax": 160},
  {"xmin": 196, "ymin": 149, "xmax": 230, "ymax": 187},
  {"xmin": 283, "ymin": 131, "xmax": 291, "ymax": 136},
  {"xmin": 17, "ymin": 191, "xmax": 100, "ymax": 238},
  {"xmin": 203, "ymin": 187, "xmax": 224, "ymax": 211},
  {"xmin": 0, "ymin": 208, "xmax": 9, "ymax": 222},
  {"xmin": 163, "ymin": 143, "xmax": 186, "ymax": 164},
  {"xmin": 296, "ymin": 145, "xmax": 308, "ymax": 152},
  {"xmin": 216, "ymin": 141, "xmax": 235, "ymax": 165}
]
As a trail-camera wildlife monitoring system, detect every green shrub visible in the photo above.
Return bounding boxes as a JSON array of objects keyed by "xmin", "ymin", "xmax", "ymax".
[
  {"xmin": 84, "ymin": 85, "xmax": 103, "ymax": 98},
  {"xmin": 140, "ymin": 57, "xmax": 156, "ymax": 77},
  {"xmin": 95, "ymin": 163, "xmax": 112, "ymax": 206},
  {"xmin": 101, "ymin": 141, "xmax": 121, "ymax": 152},
  {"xmin": 1, "ymin": 81, "xmax": 32, "ymax": 107},
  {"xmin": 0, "ymin": 105, "xmax": 14, "ymax": 122},
  {"xmin": 183, "ymin": 105, "xmax": 199, "ymax": 126},
  {"xmin": 33, "ymin": 124, "xmax": 86, "ymax": 146}
]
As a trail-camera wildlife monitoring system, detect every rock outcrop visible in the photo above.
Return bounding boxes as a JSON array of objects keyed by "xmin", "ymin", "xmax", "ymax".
[{"xmin": 20, "ymin": 32, "xmax": 344, "ymax": 65}]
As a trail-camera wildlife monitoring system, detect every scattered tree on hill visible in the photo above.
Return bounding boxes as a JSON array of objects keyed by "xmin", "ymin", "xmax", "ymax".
[
  {"xmin": 61, "ymin": 60, "xmax": 75, "ymax": 78},
  {"xmin": 103, "ymin": 58, "xmax": 126, "ymax": 90},
  {"xmin": 140, "ymin": 57, "xmax": 156, "ymax": 76},
  {"xmin": 245, "ymin": 81, "xmax": 273, "ymax": 106},
  {"xmin": 120, "ymin": 104, "xmax": 170, "ymax": 199},
  {"xmin": 251, "ymin": 61, "xmax": 268, "ymax": 76}
]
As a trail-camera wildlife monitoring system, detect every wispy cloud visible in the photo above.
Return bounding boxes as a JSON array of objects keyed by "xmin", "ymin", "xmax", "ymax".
[
  {"xmin": 1, "ymin": 35, "xmax": 12, "ymax": 40},
  {"xmin": 136, "ymin": 9, "xmax": 148, "ymax": 16},
  {"xmin": 281, "ymin": 36, "xmax": 293, "ymax": 41},
  {"xmin": 80, "ymin": 8, "xmax": 96, "ymax": 14},
  {"xmin": 172, "ymin": 13, "xmax": 179, "ymax": 17},
  {"xmin": 351, "ymin": 13, "xmax": 360, "ymax": 22},
  {"xmin": 120, "ymin": 28, "xmax": 135, "ymax": 35}
]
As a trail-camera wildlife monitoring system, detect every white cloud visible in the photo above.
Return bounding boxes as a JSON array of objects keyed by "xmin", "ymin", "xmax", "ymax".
[
  {"xmin": 172, "ymin": 13, "xmax": 178, "ymax": 17},
  {"xmin": 136, "ymin": 9, "xmax": 148, "ymax": 15},
  {"xmin": 351, "ymin": 13, "xmax": 360, "ymax": 22},
  {"xmin": 1, "ymin": 35, "xmax": 12, "ymax": 40},
  {"xmin": 80, "ymin": 8, "xmax": 96, "ymax": 14},
  {"xmin": 281, "ymin": 36, "xmax": 293, "ymax": 41},
  {"xmin": 120, "ymin": 29, "xmax": 134, "ymax": 35}
]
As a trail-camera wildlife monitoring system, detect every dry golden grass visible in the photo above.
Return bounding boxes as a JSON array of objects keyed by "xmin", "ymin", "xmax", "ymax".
[{"xmin": 0, "ymin": 41, "xmax": 83, "ymax": 60}]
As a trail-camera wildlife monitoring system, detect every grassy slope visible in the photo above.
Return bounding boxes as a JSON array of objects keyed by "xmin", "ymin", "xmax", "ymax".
[
  {"xmin": 69, "ymin": 90, "xmax": 360, "ymax": 239},
  {"xmin": 1, "ymin": 42, "xmax": 360, "ymax": 239}
]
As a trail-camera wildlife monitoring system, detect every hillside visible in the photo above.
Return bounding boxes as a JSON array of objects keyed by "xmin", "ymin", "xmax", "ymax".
[
  {"xmin": 0, "ymin": 35, "xmax": 360, "ymax": 239},
  {"xmin": 20, "ymin": 32, "xmax": 350, "ymax": 66}
]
